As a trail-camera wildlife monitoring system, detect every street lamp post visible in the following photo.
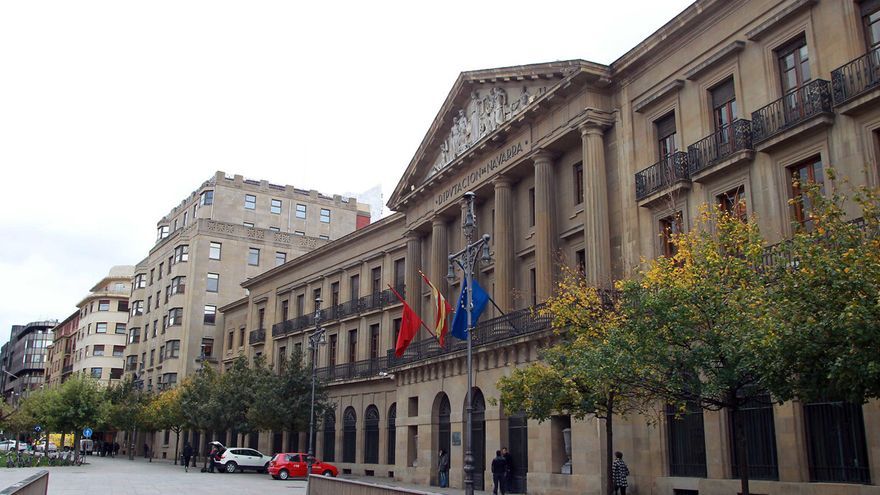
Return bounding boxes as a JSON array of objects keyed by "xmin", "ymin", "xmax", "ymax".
[
  {"xmin": 307, "ymin": 297, "xmax": 327, "ymax": 487},
  {"xmin": 447, "ymin": 192, "xmax": 492, "ymax": 495}
]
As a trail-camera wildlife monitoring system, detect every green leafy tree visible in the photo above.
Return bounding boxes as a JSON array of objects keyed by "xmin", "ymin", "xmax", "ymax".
[
  {"xmin": 45, "ymin": 374, "xmax": 108, "ymax": 458},
  {"xmin": 179, "ymin": 365, "xmax": 221, "ymax": 467},
  {"xmin": 499, "ymin": 269, "xmax": 648, "ymax": 495},
  {"xmin": 765, "ymin": 177, "xmax": 880, "ymax": 403},
  {"xmin": 214, "ymin": 356, "xmax": 259, "ymax": 443},
  {"xmin": 616, "ymin": 206, "xmax": 776, "ymax": 495},
  {"xmin": 105, "ymin": 377, "xmax": 150, "ymax": 460},
  {"xmin": 144, "ymin": 387, "xmax": 187, "ymax": 464}
]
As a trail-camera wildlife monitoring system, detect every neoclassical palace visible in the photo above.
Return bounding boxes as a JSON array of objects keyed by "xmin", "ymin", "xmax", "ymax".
[{"xmin": 213, "ymin": 1, "xmax": 880, "ymax": 493}]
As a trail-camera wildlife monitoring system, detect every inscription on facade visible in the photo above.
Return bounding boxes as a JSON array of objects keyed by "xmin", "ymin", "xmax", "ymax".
[{"xmin": 434, "ymin": 137, "xmax": 529, "ymax": 207}]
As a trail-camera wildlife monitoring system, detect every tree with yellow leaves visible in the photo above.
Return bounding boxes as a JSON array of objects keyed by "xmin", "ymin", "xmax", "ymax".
[{"xmin": 143, "ymin": 386, "xmax": 187, "ymax": 464}]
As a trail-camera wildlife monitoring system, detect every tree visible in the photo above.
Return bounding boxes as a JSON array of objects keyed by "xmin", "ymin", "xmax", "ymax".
[
  {"xmin": 616, "ymin": 206, "xmax": 776, "ymax": 495},
  {"xmin": 498, "ymin": 268, "xmax": 648, "ymax": 495},
  {"xmin": 179, "ymin": 365, "xmax": 221, "ymax": 467},
  {"xmin": 214, "ymin": 356, "xmax": 260, "ymax": 445},
  {"xmin": 105, "ymin": 377, "xmax": 150, "ymax": 460},
  {"xmin": 45, "ymin": 374, "xmax": 108, "ymax": 459},
  {"xmin": 144, "ymin": 387, "xmax": 187, "ymax": 464},
  {"xmin": 765, "ymin": 177, "xmax": 880, "ymax": 403},
  {"xmin": 248, "ymin": 349, "xmax": 329, "ymax": 439}
]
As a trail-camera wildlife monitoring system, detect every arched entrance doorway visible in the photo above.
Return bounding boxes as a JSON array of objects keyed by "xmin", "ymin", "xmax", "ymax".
[
  {"xmin": 364, "ymin": 405, "xmax": 379, "ymax": 464},
  {"xmin": 343, "ymin": 407, "xmax": 357, "ymax": 463},
  {"xmin": 464, "ymin": 388, "xmax": 486, "ymax": 491},
  {"xmin": 387, "ymin": 403, "xmax": 396, "ymax": 465},
  {"xmin": 508, "ymin": 412, "xmax": 529, "ymax": 493},
  {"xmin": 433, "ymin": 392, "xmax": 452, "ymax": 486}
]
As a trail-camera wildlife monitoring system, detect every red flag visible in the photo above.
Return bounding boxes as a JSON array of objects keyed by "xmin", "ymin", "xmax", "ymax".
[
  {"xmin": 420, "ymin": 271, "xmax": 452, "ymax": 346},
  {"xmin": 389, "ymin": 285, "xmax": 423, "ymax": 357}
]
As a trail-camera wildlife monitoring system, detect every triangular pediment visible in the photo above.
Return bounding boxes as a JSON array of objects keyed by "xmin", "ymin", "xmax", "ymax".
[{"xmin": 389, "ymin": 60, "xmax": 607, "ymax": 209}]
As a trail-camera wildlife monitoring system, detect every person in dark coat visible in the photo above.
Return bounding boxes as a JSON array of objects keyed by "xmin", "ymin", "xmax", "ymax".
[
  {"xmin": 491, "ymin": 450, "xmax": 507, "ymax": 495},
  {"xmin": 113, "ymin": 442, "xmax": 120, "ymax": 457},
  {"xmin": 182, "ymin": 442, "xmax": 193, "ymax": 472},
  {"xmin": 612, "ymin": 451, "xmax": 630, "ymax": 495},
  {"xmin": 207, "ymin": 445, "xmax": 219, "ymax": 473},
  {"xmin": 501, "ymin": 447, "xmax": 514, "ymax": 492},
  {"xmin": 143, "ymin": 443, "xmax": 149, "ymax": 458},
  {"xmin": 437, "ymin": 449, "xmax": 450, "ymax": 488}
]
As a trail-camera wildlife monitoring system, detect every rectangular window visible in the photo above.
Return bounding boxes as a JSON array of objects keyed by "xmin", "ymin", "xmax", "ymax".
[
  {"xmin": 777, "ymin": 36, "xmax": 811, "ymax": 94},
  {"xmin": 115, "ymin": 323, "xmax": 126, "ymax": 334},
  {"xmin": 294, "ymin": 230, "xmax": 305, "ymax": 236},
  {"xmin": 270, "ymin": 227, "xmax": 280, "ymax": 232},
  {"xmin": 576, "ymin": 249, "xmax": 586, "ymax": 275},
  {"xmin": 168, "ymin": 307, "xmax": 183, "ymax": 326},
  {"xmin": 863, "ymin": 0, "xmax": 880, "ymax": 50},
  {"xmin": 204, "ymin": 305, "xmax": 216, "ymax": 325},
  {"xmin": 804, "ymin": 401, "xmax": 870, "ymax": 483},
  {"xmin": 717, "ymin": 185, "xmax": 747, "ymax": 221},
  {"xmin": 159, "ymin": 346, "xmax": 165, "ymax": 363},
  {"xmin": 153, "ymin": 319, "xmax": 158, "ymax": 336},
  {"xmin": 656, "ymin": 112, "xmax": 678, "ymax": 159},
  {"xmin": 244, "ymin": 194, "xmax": 256, "ymax": 210},
  {"xmin": 319, "ymin": 235, "xmax": 329, "ymax": 240},
  {"xmin": 296, "ymin": 203, "xmax": 307, "ymax": 219},
  {"xmin": 281, "ymin": 299, "xmax": 290, "ymax": 322},
  {"xmin": 350, "ymin": 275, "xmax": 360, "ymax": 299},
  {"xmin": 149, "ymin": 269, "xmax": 154, "ymax": 286},
  {"xmin": 789, "ymin": 156, "xmax": 825, "ymax": 229},
  {"xmin": 528, "ymin": 187, "xmax": 536, "ymax": 227},
  {"xmin": 258, "ymin": 308, "xmax": 265, "ymax": 330},
  {"xmin": 328, "ymin": 334, "xmax": 338, "ymax": 367},
  {"xmin": 93, "ymin": 345, "xmax": 105, "ymax": 356},
  {"xmin": 209, "ymin": 242, "xmax": 222, "ymax": 260},
  {"xmin": 239, "ymin": 327, "xmax": 245, "ymax": 347},
  {"xmin": 348, "ymin": 329, "xmax": 358, "ymax": 363},
  {"xmin": 129, "ymin": 328, "xmax": 140, "ymax": 344},
  {"xmin": 156, "ymin": 225, "xmax": 169, "ymax": 241},
  {"xmin": 134, "ymin": 274, "xmax": 146, "ymax": 289},
  {"xmin": 275, "ymin": 252, "xmax": 286, "ymax": 267},
  {"xmin": 331, "ymin": 282, "xmax": 340, "ymax": 307},
  {"xmin": 371, "ymin": 266, "xmax": 382, "ymax": 294},
  {"xmin": 392, "ymin": 318, "xmax": 401, "ymax": 350},
  {"xmin": 394, "ymin": 258, "xmax": 406, "ymax": 290},
  {"xmin": 529, "ymin": 268, "xmax": 537, "ymax": 307},
  {"xmin": 109, "ymin": 368, "xmax": 123, "ymax": 380},
  {"xmin": 278, "ymin": 346, "xmax": 287, "ymax": 368},
  {"xmin": 206, "ymin": 273, "xmax": 219, "ymax": 292},
  {"xmin": 167, "ymin": 257, "xmax": 172, "ymax": 274},
  {"xmin": 666, "ymin": 402, "xmax": 708, "ymax": 477},
  {"xmin": 369, "ymin": 324, "xmax": 379, "ymax": 359},
  {"xmin": 165, "ymin": 340, "xmax": 181, "ymax": 359},
  {"xmin": 243, "ymin": 222, "xmax": 254, "ymax": 228},
  {"xmin": 660, "ymin": 213, "xmax": 683, "ymax": 258},
  {"xmin": 729, "ymin": 396, "xmax": 779, "ymax": 480},
  {"xmin": 271, "ymin": 199, "xmax": 282, "ymax": 214},
  {"xmin": 200, "ymin": 190, "xmax": 214, "ymax": 206},
  {"xmin": 158, "ymin": 263, "xmax": 163, "ymax": 280},
  {"xmin": 201, "ymin": 338, "xmax": 214, "ymax": 358},
  {"xmin": 711, "ymin": 78, "xmax": 737, "ymax": 132},
  {"xmin": 248, "ymin": 247, "xmax": 260, "ymax": 266},
  {"xmin": 183, "ymin": 211, "xmax": 188, "ymax": 227},
  {"xmin": 320, "ymin": 208, "xmax": 331, "ymax": 223},
  {"xmin": 91, "ymin": 367, "xmax": 102, "ymax": 379},
  {"xmin": 171, "ymin": 276, "xmax": 186, "ymax": 295},
  {"xmin": 98, "ymin": 300, "xmax": 110, "ymax": 311},
  {"xmin": 573, "ymin": 162, "xmax": 584, "ymax": 205},
  {"xmin": 174, "ymin": 244, "xmax": 189, "ymax": 263},
  {"xmin": 228, "ymin": 331, "xmax": 234, "ymax": 350},
  {"xmin": 162, "ymin": 315, "xmax": 167, "ymax": 331},
  {"xmin": 113, "ymin": 345, "xmax": 125, "ymax": 357}
]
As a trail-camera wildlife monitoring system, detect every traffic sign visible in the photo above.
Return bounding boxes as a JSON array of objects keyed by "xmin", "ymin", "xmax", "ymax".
[
  {"xmin": 33, "ymin": 425, "xmax": 41, "ymax": 433},
  {"xmin": 83, "ymin": 427, "xmax": 93, "ymax": 438}
]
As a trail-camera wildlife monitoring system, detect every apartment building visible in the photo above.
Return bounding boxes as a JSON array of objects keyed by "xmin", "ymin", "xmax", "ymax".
[
  {"xmin": 0, "ymin": 321, "xmax": 56, "ymax": 404},
  {"xmin": 125, "ymin": 172, "xmax": 371, "ymax": 398},
  {"xmin": 212, "ymin": 1, "xmax": 880, "ymax": 494},
  {"xmin": 44, "ymin": 312, "xmax": 79, "ymax": 388},
  {"xmin": 70, "ymin": 266, "xmax": 133, "ymax": 385}
]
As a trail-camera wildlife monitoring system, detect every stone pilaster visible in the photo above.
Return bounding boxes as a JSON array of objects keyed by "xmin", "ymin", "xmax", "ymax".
[
  {"xmin": 492, "ymin": 177, "xmax": 514, "ymax": 312},
  {"xmin": 533, "ymin": 150, "xmax": 557, "ymax": 302},
  {"xmin": 580, "ymin": 122, "xmax": 613, "ymax": 288},
  {"xmin": 405, "ymin": 230, "xmax": 423, "ymax": 322},
  {"xmin": 430, "ymin": 217, "xmax": 449, "ymax": 300}
]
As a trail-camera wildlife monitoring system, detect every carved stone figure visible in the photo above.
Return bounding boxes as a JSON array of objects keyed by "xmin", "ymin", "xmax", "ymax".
[
  {"xmin": 440, "ymin": 140, "xmax": 450, "ymax": 164},
  {"xmin": 492, "ymin": 87, "xmax": 507, "ymax": 127},
  {"xmin": 520, "ymin": 86, "xmax": 532, "ymax": 109},
  {"xmin": 451, "ymin": 116, "xmax": 461, "ymax": 156},
  {"xmin": 457, "ymin": 109, "xmax": 470, "ymax": 153}
]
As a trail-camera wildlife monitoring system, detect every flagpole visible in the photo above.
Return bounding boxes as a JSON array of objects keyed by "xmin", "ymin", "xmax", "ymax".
[
  {"xmin": 447, "ymin": 192, "xmax": 492, "ymax": 495},
  {"xmin": 387, "ymin": 284, "xmax": 442, "ymax": 348}
]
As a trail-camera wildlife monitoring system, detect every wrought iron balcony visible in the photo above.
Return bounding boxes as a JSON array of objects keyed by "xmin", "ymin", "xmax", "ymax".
[
  {"xmin": 271, "ymin": 285, "xmax": 406, "ymax": 337},
  {"xmin": 751, "ymin": 79, "xmax": 833, "ymax": 144},
  {"xmin": 635, "ymin": 151, "xmax": 690, "ymax": 201},
  {"xmin": 315, "ymin": 357, "xmax": 388, "ymax": 382},
  {"xmin": 271, "ymin": 313, "xmax": 315, "ymax": 337},
  {"xmin": 248, "ymin": 328, "xmax": 266, "ymax": 345},
  {"xmin": 687, "ymin": 120, "xmax": 753, "ymax": 177},
  {"xmin": 832, "ymin": 48, "xmax": 880, "ymax": 105}
]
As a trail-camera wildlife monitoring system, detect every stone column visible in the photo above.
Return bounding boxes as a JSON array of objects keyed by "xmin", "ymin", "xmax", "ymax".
[
  {"xmin": 430, "ymin": 216, "xmax": 449, "ymax": 301},
  {"xmin": 580, "ymin": 123, "xmax": 613, "ymax": 287},
  {"xmin": 492, "ymin": 177, "xmax": 514, "ymax": 312},
  {"xmin": 533, "ymin": 150, "xmax": 557, "ymax": 302},
  {"xmin": 405, "ymin": 230, "xmax": 423, "ymax": 325}
]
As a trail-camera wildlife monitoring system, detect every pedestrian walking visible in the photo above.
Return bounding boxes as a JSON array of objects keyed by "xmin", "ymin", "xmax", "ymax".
[
  {"xmin": 612, "ymin": 451, "xmax": 630, "ymax": 495},
  {"xmin": 437, "ymin": 449, "xmax": 450, "ymax": 488},
  {"xmin": 501, "ymin": 447, "xmax": 514, "ymax": 492},
  {"xmin": 491, "ymin": 450, "xmax": 507, "ymax": 495},
  {"xmin": 143, "ymin": 443, "xmax": 149, "ymax": 459},
  {"xmin": 113, "ymin": 442, "xmax": 120, "ymax": 457},
  {"xmin": 182, "ymin": 442, "xmax": 193, "ymax": 472}
]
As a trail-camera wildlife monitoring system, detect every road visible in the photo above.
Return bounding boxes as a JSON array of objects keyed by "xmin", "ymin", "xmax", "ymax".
[{"xmin": 0, "ymin": 455, "xmax": 308, "ymax": 495}]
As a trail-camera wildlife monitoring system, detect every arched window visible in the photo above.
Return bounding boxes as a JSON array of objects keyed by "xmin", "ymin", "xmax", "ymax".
[
  {"xmin": 322, "ymin": 411, "xmax": 336, "ymax": 462},
  {"xmin": 387, "ymin": 403, "xmax": 397, "ymax": 465},
  {"xmin": 467, "ymin": 388, "xmax": 487, "ymax": 491},
  {"xmin": 364, "ymin": 405, "xmax": 380, "ymax": 464},
  {"xmin": 343, "ymin": 407, "xmax": 357, "ymax": 463}
]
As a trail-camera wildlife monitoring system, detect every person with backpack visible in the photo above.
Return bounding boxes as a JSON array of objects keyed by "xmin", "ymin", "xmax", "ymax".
[{"xmin": 182, "ymin": 442, "xmax": 193, "ymax": 472}]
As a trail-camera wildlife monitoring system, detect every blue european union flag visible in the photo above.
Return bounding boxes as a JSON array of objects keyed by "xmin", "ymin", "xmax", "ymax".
[{"xmin": 450, "ymin": 277, "xmax": 490, "ymax": 341}]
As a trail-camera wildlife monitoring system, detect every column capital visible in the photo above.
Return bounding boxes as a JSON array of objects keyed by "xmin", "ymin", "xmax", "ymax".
[
  {"xmin": 491, "ymin": 175, "xmax": 513, "ymax": 188},
  {"xmin": 431, "ymin": 215, "xmax": 446, "ymax": 228},
  {"xmin": 573, "ymin": 108, "xmax": 615, "ymax": 136},
  {"xmin": 404, "ymin": 229, "xmax": 421, "ymax": 241},
  {"xmin": 530, "ymin": 148, "xmax": 556, "ymax": 165}
]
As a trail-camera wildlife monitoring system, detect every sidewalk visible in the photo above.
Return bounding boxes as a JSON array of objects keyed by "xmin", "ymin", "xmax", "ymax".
[{"xmin": 341, "ymin": 474, "xmax": 497, "ymax": 495}]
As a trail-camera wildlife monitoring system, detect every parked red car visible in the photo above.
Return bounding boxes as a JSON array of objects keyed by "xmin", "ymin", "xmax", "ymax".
[{"xmin": 267, "ymin": 452, "xmax": 338, "ymax": 480}]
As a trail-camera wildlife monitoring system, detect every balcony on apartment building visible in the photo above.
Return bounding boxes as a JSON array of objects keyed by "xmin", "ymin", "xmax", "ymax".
[
  {"xmin": 751, "ymin": 79, "xmax": 834, "ymax": 151},
  {"xmin": 635, "ymin": 151, "xmax": 691, "ymax": 207},
  {"xmin": 271, "ymin": 285, "xmax": 405, "ymax": 338},
  {"xmin": 687, "ymin": 119, "xmax": 755, "ymax": 183},
  {"xmin": 248, "ymin": 328, "xmax": 266, "ymax": 345},
  {"xmin": 832, "ymin": 46, "xmax": 880, "ymax": 115}
]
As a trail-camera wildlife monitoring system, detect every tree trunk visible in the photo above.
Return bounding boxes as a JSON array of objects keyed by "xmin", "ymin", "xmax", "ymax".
[
  {"xmin": 174, "ymin": 429, "xmax": 180, "ymax": 465},
  {"xmin": 129, "ymin": 428, "xmax": 136, "ymax": 460},
  {"xmin": 605, "ymin": 393, "xmax": 615, "ymax": 495},
  {"xmin": 734, "ymin": 407, "xmax": 750, "ymax": 495},
  {"xmin": 73, "ymin": 432, "xmax": 80, "ymax": 461}
]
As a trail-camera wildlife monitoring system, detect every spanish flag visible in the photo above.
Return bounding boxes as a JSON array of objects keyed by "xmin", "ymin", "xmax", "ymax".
[{"xmin": 420, "ymin": 271, "xmax": 452, "ymax": 346}]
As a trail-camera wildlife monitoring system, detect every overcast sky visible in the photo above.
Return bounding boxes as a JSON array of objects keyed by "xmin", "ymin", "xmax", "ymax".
[{"xmin": 0, "ymin": 0, "xmax": 693, "ymax": 344}]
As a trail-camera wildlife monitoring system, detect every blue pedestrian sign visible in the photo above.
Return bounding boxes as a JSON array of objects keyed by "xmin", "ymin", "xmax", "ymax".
[
  {"xmin": 83, "ymin": 427, "xmax": 93, "ymax": 438},
  {"xmin": 33, "ymin": 425, "xmax": 41, "ymax": 433}
]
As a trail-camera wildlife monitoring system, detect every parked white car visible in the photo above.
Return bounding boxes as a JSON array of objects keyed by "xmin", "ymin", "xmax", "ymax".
[
  {"xmin": 0, "ymin": 440, "xmax": 27, "ymax": 452},
  {"xmin": 214, "ymin": 444, "xmax": 273, "ymax": 473}
]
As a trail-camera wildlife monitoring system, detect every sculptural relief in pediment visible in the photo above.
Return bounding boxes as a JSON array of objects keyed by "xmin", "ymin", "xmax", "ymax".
[{"xmin": 425, "ymin": 83, "xmax": 547, "ymax": 181}]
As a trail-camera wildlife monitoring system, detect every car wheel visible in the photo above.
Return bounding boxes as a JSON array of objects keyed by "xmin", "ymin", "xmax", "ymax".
[
  {"xmin": 323, "ymin": 470, "xmax": 334, "ymax": 477},
  {"xmin": 279, "ymin": 469, "xmax": 289, "ymax": 480},
  {"xmin": 271, "ymin": 475, "xmax": 279, "ymax": 480},
  {"xmin": 225, "ymin": 461, "xmax": 238, "ymax": 473},
  {"xmin": 260, "ymin": 462, "xmax": 270, "ymax": 473}
]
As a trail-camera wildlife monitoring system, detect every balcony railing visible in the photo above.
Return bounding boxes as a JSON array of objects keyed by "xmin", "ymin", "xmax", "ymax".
[
  {"xmin": 751, "ymin": 79, "xmax": 833, "ymax": 144},
  {"xmin": 687, "ymin": 119, "xmax": 753, "ymax": 176},
  {"xmin": 62, "ymin": 364, "xmax": 73, "ymax": 374},
  {"xmin": 832, "ymin": 47, "xmax": 880, "ymax": 105},
  {"xmin": 315, "ymin": 357, "xmax": 388, "ymax": 382},
  {"xmin": 271, "ymin": 285, "xmax": 405, "ymax": 338},
  {"xmin": 249, "ymin": 328, "xmax": 266, "ymax": 345},
  {"xmin": 125, "ymin": 362, "xmax": 137, "ymax": 372},
  {"xmin": 635, "ymin": 151, "xmax": 690, "ymax": 201}
]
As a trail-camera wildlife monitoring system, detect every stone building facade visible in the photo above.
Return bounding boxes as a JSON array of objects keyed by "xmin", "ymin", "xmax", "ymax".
[
  {"xmin": 71, "ymin": 266, "xmax": 133, "ymax": 385},
  {"xmin": 126, "ymin": 171, "xmax": 370, "ymax": 459},
  {"xmin": 214, "ymin": 1, "xmax": 880, "ymax": 493},
  {"xmin": 45, "ymin": 311, "xmax": 79, "ymax": 388}
]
